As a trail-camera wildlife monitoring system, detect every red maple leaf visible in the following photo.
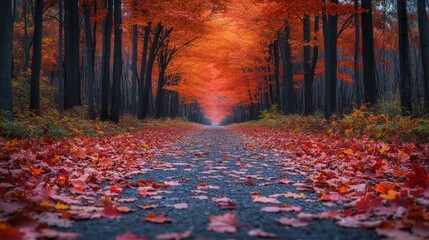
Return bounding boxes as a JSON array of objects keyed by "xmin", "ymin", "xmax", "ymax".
[{"xmin": 405, "ymin": 164, "xmax": 429, "ymax": 188}]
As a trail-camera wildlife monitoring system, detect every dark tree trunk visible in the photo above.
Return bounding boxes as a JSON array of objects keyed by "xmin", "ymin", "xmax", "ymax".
[
  {"xmin": 64, "ymin": 0, "xmax": 81, "ymax": 109},
  {"xmin": 309, "ymin": 15, "xmax": 319, "ymax": 110},
  {"xmin": 322, "ymin": 0, "xmax": 331, "ymax": 117},
  {"xmin": 100, "ymin": 0, "xmax": 112, "ymax": 121},
  {"xmin": 138, "ymin": 24, "xmax": 150, "ymax": 119},
  {"xmin": 29, "ymin": 0, "xmax": 43, "ymax": 115},
  {"xmin": 131, "ymin": 24, "xmax": 138, "ymax": 115},
  {"xmin": 354, "ymin": 0, "xmax": 361, "ymax": 108},
  {"xmin": 271, "ymin": 40, "xmax": 281, "ymax": 105},
  {"xmin": 417, "ymin": 0, "xmax": 429, "ymax": 111},
  {"xmin": 0, "ymin": 0, "xmax": 14, "ymax": 120},
  {"xmin": 58, "ymin": 0, "xmax": 64, "ymax": 113},
  {"xmin": 141, "ymin": 23, "xmax": 162, "ymax": 118},
  {"xmin": 397, "ymin": 0, "xmax": 412, "ymax": 115},
  {"xmin": 84, "ymin": 3, "xmax": 96, "ymax": 119},
  {"xmin": 24, "ymin": 0, "xmax": 29, "ymax": 70},
  {"xmin": 303, "ymin": 14, "xmax": 313, "ymax": 115},
  {"xmin": 110, "ymin": 0, "xmax": 122, "ymax": 123},
  {"xmin": 278, "ymin": 24, "xmax": 296, "ymax": 115},
  {"xmin": 361, "ymin": 0, "xmax": 379, "ymax": 106},
  {"xmin": 327, "ymin": 0, "xmax": 338, "ymax": 117}
]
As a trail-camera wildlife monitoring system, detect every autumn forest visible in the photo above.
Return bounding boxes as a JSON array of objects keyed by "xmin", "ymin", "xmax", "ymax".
[{"xmin": 0, "ymin": 0, "xmax": 429, "ymax": 239}]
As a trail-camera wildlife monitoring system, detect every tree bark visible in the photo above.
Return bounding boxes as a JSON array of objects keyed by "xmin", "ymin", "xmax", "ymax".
[
  {"xmin": 271, "ymin": 40, "xmax": 281, "ymax": 105},
  {"xmin": 84, "ymin": 3, "xmax": 96, "ymax": 119},
  {"xmin": 303, "ymin": 14, "xmax": 313, "ymax": 115},
  {"xmin": 64, "ymin": 0, "xmax": 81, "ymax": 109},
  {"xmin": 58, "ymin": 0, "xmax": 64, "ymax": 113},
  {"xmin": 30, "ymin": 0, "xmax": 43, "ymax": 115},
  {"xmin": 137, "ymin": 24, "xmax": 151, "ymax": 119},
  {"xmin": 327, "ymin": 0, "xmax": 338, "ymax": 116},
  {"xmin": 354, "ymin": 0, "xmax": 361, "ymax": 108},
  {"xmin": 278, "ymin": 24, "xmax": 296, "ymax": 115},
  {"xmin": 141, "ymin": 23, "xmax": 162, "ymax": 118},
  {"xmin": 397, "ymin": 0, "xmax": 412, "ymax": 114},
  {"xmin": 309, "ymin": 15, "xmax": 319, "ymax": 109},
  {"xmin": 100, "ymin": 0, "xmax": 112, "ymax": 121},
  {"xmin": 0, "ymin": 0, "xmax": 14, "ymax": 120},
  {"xmin": 110, "ymin": 0, "xmax": 122, "ymax": 123},
  {"xmin": 361, "ymin": 0, "xmax": 379, "ymax": 106},
  {"xmin": 131, "ymin": 24, "xmax": 138, "ymax": 115},
  {"xmin": 417, "ymin": 0, "xmax": 429, "ymax": 111}
]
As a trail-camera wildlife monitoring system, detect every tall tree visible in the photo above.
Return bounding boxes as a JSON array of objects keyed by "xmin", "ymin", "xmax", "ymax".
[
  {"xmin": 354, "ymin": 0, "xmax": 361, "ymax": 108},
  {"xmin": 137, "ymin": 24, "xmax": 151, "ymax": 119},
  {"xmin": 64, "ymin": 0, "xmax": 81, "ymax": 109},
  {"xmin": 110, "ymin": 0, "xmax": 122, "ymax": 123},
  {"xmin": 278, "ymin": 24, "xmax": 296, "ymax": 115},
  {"xmin": 0, "ymin": 0, "xmax": 14, "ymax": 120},
  {"xmin": 83, "ymin": 3, "xmax": 96, "ymax": 119},
  {"xmin": 29, "ymin": 0, "xmax": 43, "ymax": 115},
  {"xmin": 58, "ymin": 0, "xmax": 64, "ymax": 113},
  {"xmin": 417, "ymin": 0, "xmax": 429, "ymax": 111},
  {"xmin": 303, "ymin": 14, "xmax": 313, "ymax": 115},
  {"xmin": 361, "ymin": 0, "xmax": 378, "ymax": 106},
  {"xmin": 324, "ymin": 0, "xmax": 338, "ymax": 118},
  {"xmin": 397, "ymin": 0, "xmax": 412, "ymax": 114},
  {"xmin": 100, "ymin": 0, "xmax": 113, "ymax": 121},
  {"xmin": 141, "ymin": 23, "xmax": 163, "ymax": 118},
  {"xmin": 130, "ymin": 0, "xmax": 138, "ymax": 115}
]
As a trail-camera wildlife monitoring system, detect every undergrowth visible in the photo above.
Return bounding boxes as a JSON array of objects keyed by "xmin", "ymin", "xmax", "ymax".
[
  {"xmin": 0, "ymin": 105, "xmax": 191, "ymax": 139},
  {"xmin": 244, "ymin": 103, "xmax": 429, "ymax": 143}
]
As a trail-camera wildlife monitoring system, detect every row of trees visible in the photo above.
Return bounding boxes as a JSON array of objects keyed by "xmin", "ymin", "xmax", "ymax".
[
  {"xmin": 220, "ymin": 0, "xmax": 429, "ymax": 124},
  {"xmin": 1, "ymin": 0, "xmax": 428, "ymax": 125},
  {"xmin": 0, "ymin": 0, "xmax": 217, "ymax": 123}
]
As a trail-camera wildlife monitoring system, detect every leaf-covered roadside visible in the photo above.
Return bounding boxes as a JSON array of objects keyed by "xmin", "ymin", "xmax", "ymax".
[
  {"xmin": 251, "ymin": 105, "xmax": 429, "ymax": 143},
  {"xmin": 233, "ymin": 125, "xmax": 429, "ymax": 239},
  {"xmin": 0, "ymin": 126, "xmax": 199, "ymax": 239},
  {"xmin": 0, "ymin": 105, "xmax": 191, "ymax": 139}
]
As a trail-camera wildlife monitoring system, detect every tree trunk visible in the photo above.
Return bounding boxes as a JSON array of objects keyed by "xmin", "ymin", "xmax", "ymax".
[
  {"xmin": 100, "ymin": 0, "xmax": 112, "ymax": 121},
  {"xmin": 29, "ymin": 0, "xmax": 43, "ymax": 115},
  {"xmin": 328, "ymin": 0, "xmax": 338, "ymax": 116},
  {"xmin": 322, "ymin": 0, "xmax": 331, "ymax": 118},
  {"xmin": 0, "ymin": 0, "xmax": 14, "ymax": 120},
  {"xmin": 24, "ymin": 0, "xmax": 29, "ymax": 70},
  {"xmin": 354, "ymin": 0, "xmax": 361, "ymax": 108},
  {"xmin": 303, "ymin": 14, "xmax": 313, "ymax": 115},
  {"xmin": 131, "ymin": 24, "xmax": 138, "ymax": 115},
  {"xmin": 58, "ymin": 0, "xmax": 64, "ymax": 113},
  {"xmin": 309, "ymin": 15, "xmax": 319, "ymax": 110},
  {"xmin": 110, "ymin": 0, "xmax": 122, "ymax": 123},
  {"xmin": 141, "ymin": 23, "xmax": 162, "ymax": 118},
  {"xmin": 397, "ymin": 0, "xmax": 412, "ymax": 115},
  {"xmin": 271, "ymin": 40, "xmax": 281, "ymax": 105},
  {"xmin": 84, "ymin": 3, "xmax": 96, "ymax": 119},
  {"xmin": 278, "ymin": 24, "xmax": 296, "ymax": 115},
  {"xmin": 64, "ymin": 0, "xmax": 81, "ymax": 109},
  {"xmin": 137, "ymin": 24, "xmax": 150, "ymax": 119},
  {"xmin": 361, "ymin": 0, "xmax": 379, "ymax": 106},
  {"xmin": 417, "ymin": 0, "xmax": 429, "ymax": 111}
]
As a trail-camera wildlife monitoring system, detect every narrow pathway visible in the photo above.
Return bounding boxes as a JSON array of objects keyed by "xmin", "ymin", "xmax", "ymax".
[{"xmin": 70, "ymin": 127, "xmax": 378, "ymax": 240}]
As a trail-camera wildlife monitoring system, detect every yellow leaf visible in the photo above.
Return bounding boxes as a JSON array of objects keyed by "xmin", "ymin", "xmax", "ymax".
[
  {"xmin": 380, "ymin": 190, "xmax": 397, "ymax": 200},
  {"xmin": 285, "ymin": 192, "xmax": 306, "ymax": 199},
  {"xmin": 39, "ymin": 200, "xmax": 52, "ymax": 208},
  {"xmin": 343, "ymin": 149, "xmax": 354, "ymax": 155},
  {"xmin": 55, "ymin": 202, "xmax": 70, "ymax": 210}
]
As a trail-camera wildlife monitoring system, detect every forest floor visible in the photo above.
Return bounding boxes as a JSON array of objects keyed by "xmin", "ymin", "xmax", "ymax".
[{"xmin": 0, "ymin": 125, "xmax": 428, "ymax": 240}]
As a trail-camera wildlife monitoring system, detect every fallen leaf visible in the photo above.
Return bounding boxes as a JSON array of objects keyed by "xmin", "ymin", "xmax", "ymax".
[
  {"xmin": 156, "ymin": 230, "xmax": 192, "ymax": 240},
  {"xmin": 276, "ymin": 217, "xmax": 309, "ymax": 227},
  {"xmin": 207, "ymin": 212, "xmax": 239, "ymax": 233},
  {"xmin": 116, "ymin": 232, "xmax": 148, "ymax": 240},
  {"xmin": 248, "ymin": 229, "xmax": 277, "ymax": 238},
  {"xmin": 252, "ymin": 196, "xmax": 280, "ymax": 204},
  {"xmin": 144, "ymin": 212, "xmax": 172, "ymax": 224}
]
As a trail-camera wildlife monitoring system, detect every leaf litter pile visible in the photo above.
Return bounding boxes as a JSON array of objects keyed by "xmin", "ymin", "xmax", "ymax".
[{"xmin": 0, "ymin": 125, "xmax": 428, "ymax": 239}]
